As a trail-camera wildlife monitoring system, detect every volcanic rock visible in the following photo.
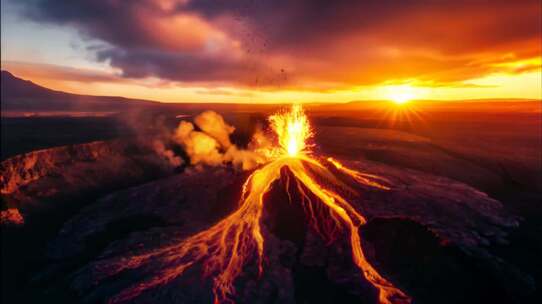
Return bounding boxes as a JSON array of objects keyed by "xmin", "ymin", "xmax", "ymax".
[
  {"xmin": 0, "ymin": 208, "xmax": 24, "ymax": 226},
  {"xmin": 32, "ymin": 157, "xmax": 531, "ymax": 304},
  {"xmin": 0, "ymin": 139, "xmax": 180, "ymax": 225}
]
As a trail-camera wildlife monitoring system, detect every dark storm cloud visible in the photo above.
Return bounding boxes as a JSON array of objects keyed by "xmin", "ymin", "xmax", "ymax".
[
  {"xmin": 13, "ymin": 0, "xmax": 542, "ymax": 87},
  {"xmin": 19, "ymin": 1, "xmax": 145, "ymax": 45},
  {"xmin": 95, "ymin": 47, "xmax": 253, "ymax": 82},
  {"xmin": 186, "ymin": 0, "xmax": 541, "ymax": 52},
  {"xmin": 13, "ymin": 0, "xmax": 262, "ymax": 84}
]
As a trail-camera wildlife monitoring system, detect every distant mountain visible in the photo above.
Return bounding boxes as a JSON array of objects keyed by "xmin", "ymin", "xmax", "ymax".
[{"xmin": 1, "ymin": 70, "xmax": 159, "ymax": 112}]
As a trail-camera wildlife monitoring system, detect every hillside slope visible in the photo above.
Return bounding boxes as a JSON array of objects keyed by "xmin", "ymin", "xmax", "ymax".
[{"xmin": 0, "ymin": 71, "xmax": 159, "ymax": 112}]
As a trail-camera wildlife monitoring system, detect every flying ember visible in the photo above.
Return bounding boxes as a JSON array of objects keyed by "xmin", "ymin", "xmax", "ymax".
[{"xmin": 104, "ymin": 104, "xmax": 410, "ymax": 304}]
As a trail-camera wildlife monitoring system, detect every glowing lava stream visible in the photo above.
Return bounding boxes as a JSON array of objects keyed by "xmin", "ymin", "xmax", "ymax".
[{"xmin": 105, "ymin": 104, "xmax": 410, "ymax": 304}]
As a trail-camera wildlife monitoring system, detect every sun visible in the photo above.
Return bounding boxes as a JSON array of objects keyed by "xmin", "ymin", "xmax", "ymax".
[
  {"xmin": 377, "ymin": 85, "xmax": 426, "ymax": 128},
  {"xmin": 387, "ymin": 85, "xmax": 416, "ymax": 105},
  {"xmin": 381, "ymin": 84, "xmax": 429, "ymax": 105},
  {"xmin": 389, "ymin": 92, "xmax": 413, "ymax": 105}
]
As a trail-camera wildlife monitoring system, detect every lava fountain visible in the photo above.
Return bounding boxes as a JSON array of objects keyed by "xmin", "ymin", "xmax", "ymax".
[{"xmin": 104, "ymin": 104, "xmax": 410, "ymax": 304}]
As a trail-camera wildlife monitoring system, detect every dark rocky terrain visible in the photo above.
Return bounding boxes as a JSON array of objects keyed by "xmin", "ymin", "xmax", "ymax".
[
  {"xmin": 0, "ymin": 139, "xmax": 181, "ymax": 303},
  {"xmin": 0, "ymin": 139, "xmax": 537, "ymax": 304},
  {"xmin": 1, "ymin": 72, "xmax": 540, "ymax": 303}
]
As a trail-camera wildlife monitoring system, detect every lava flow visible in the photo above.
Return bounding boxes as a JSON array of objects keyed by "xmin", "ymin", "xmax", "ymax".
[{"xmin": 103, "ymin": 104, "xmax": 410, "ymax": 304}]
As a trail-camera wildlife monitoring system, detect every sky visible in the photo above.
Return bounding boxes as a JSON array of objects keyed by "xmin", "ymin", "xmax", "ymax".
[{"xmin": 1, "ymin": 0, "xmax": 541, "ymax": 103}]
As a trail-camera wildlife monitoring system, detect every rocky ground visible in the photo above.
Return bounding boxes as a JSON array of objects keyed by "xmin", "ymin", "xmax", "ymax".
[
  {"xmin": 1, "ymin": 139, "xmax": 180, "ymax": 303},
  {"xmin": 1, "ymin": 138, "xmax": 536, "ymax": 303}
]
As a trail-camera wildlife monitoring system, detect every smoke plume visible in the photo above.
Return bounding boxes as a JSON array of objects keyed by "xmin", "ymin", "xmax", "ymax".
[
  {"xmin": 173, "ymin": 111, "xmax": 268, "ymax": 170},
  {"xmin": 152, "ymin": 140, "xmax": 183, "ymax": 167},
  {"xmin": 194, "ymin": 111, "xmax": 235, "ymax": 149},
  {"xmin": 173, "ymin": 120, "xmax": 224, "ymax": 166}
]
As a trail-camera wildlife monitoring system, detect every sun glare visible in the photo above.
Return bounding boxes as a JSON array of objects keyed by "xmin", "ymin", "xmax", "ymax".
[
  {"xmin": 382, "ymin": 84, "xmax": 427, "ymax": 105},
  {"xmin": 390, "ymin": 93, "xmax": 413, "ymax": 105}
]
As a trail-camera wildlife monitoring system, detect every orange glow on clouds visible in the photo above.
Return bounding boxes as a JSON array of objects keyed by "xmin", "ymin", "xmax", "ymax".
[
  {"xmin": 1, "ymin": 59, "xmax": 540, "ymax": 103},
  {"xmin": 382, "ymin": 85, "xmax": 426, "ymax": 104},
  {"xmin": 2, "ymin": 0, "xmax": 540, "ymax": 103}
]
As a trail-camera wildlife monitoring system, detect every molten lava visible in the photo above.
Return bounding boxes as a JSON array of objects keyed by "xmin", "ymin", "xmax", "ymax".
[
  {"xmin": 269, "ymin": 104, "xmax": 312, "ymax": 157},
  {"xmin": 327, "ymin": 157, "xmax": 391, "ymax": 190},
  {"xmin": 104, "ymin": 104, "xmax": 410, "ymax": 304}
]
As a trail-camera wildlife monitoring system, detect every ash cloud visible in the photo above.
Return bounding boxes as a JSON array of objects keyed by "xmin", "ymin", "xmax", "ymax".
[
  {"xmin": 193, "ymin": 111, "xmax": 235, "ymax": 148},
  {"xmin": 117, "ymin": 110, "xmax": 265, "ymax": 170},
  {"xmin": 173, "ymin": 120, "xmax": 224, "ymax": 166},
  {"xmin": 173, "ymin": 111, "xmax": 267, "ymax": 170}
]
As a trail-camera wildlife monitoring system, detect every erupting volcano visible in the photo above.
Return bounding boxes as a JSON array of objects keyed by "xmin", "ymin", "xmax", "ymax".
[
  {"xmin": 2, "ymin": 1, "xmax": 540, "ymax": 303},
  {"xmin": 102, "ymin": 104, "xmax": 410, "ymax": 304}
]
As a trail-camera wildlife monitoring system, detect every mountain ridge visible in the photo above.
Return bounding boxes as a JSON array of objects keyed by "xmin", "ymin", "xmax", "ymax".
[{"xmin": 1, "ymin": 70, "xmax": 160, "ymax": 112}]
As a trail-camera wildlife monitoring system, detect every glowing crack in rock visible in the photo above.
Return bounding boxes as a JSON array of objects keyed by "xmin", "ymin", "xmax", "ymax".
[{"xmin": 102, "ymin": 104, "xmax": 411, "ymax": 304}]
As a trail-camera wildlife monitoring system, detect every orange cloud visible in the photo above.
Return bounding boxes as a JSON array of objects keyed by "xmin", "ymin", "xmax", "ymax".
[{"xmin": 4, "ymin": 0, "xmax": 541, "ymax": 100}]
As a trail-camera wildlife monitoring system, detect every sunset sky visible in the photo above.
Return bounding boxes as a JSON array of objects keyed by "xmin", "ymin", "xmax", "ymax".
[{"xmin": 1, "ymin": 0, "xmax": 541, "ymax": 103}]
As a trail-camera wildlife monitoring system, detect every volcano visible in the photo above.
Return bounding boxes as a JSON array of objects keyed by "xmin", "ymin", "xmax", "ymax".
[
  {"xmin": 1, "ymin": 105, "xmax": 532, "ymax": 304},
  {"xmin": 70, "ymin": 105, "xmax": 412, "ymax": 304},
  {"xmin": 13, "ymin": 155, "xmax": 526, "ymax": 304}
]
